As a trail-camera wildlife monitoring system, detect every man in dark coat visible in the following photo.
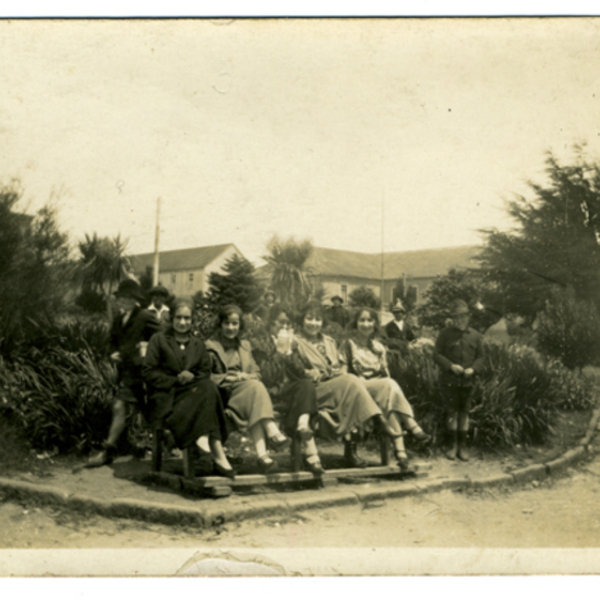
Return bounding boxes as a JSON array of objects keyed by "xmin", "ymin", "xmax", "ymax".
[
  {"xmin": 327, "ymin": 295, "xmax": 350, "ymax": 328},
  {"xmin": 86, "ymin": 279, "xmax": 161, "ymax": 467},
  {"xmin": 384, "ymin": 299, "xmax": 416, "ymax": 352},
  {"xmin": 433, "ymin": 299, "xmax": 485, "ymax": 462},
  {"xmin": 255, "ymin": 290, "xmax": 277, "ymax": 323}
]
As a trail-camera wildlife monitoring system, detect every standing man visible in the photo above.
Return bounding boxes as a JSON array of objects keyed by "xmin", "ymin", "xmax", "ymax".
[
  {"xmin": 327, "ymin": 295, "xmax": 350, "ymax": 328},
  {"xmin": 384, "ymin": 299, "xmax": 416, "ymax": 353},
  {"xmin": 433, "ymin": 299, "xmax": 485, "ymax": 462},
  {"xmin": 86, "ymin": 279, "xmax": 162, "ymax": 468},
  {"xmin": 147, "ymin": 284, "xmax": 171, "ymax": 327}
]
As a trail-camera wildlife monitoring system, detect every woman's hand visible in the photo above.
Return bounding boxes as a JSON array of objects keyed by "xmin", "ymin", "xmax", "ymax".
[
  {"xmin": 308, "ymin": 368, "xmax": 323, "ymax": 383},
  {"xmin": 110, "ymin": 351, "xmax": 121, "ymax": 363},
  {"xmin": 274, "ymin": 328, "xmax": 293, "ymax": 355},
  {"xmin": 177, "ymin": 370, "xmax": 195, "ymax": 384},
  {"xmin": 463, "ymin": 368, "xmax": 475, "ymax": 378}
]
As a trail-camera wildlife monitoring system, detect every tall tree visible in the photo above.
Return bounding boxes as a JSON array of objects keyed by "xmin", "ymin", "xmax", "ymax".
[
  {"xmin": 262, "ymin": 235, "xmax": 314, "ymax": 310},
  {"xmin": 206, "ymin": 254, "xmax": 264, "ymax": 314},
  {"xmin": 0, "ymin": 181, "xmax": 71, "ymax": 352},
  {"xmin": 348, "ymin": 286, "xmax": 381, "ymax": 310},
  {"xmin": 77, "ymin": 233, "xmax": 132, "ymax": 321},
  {"xmin": 478, "ymin": 149, "xmax": 600, "ymax": 318}
]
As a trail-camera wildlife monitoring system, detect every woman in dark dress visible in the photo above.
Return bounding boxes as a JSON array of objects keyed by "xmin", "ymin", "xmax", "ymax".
[
  {"xmin": 251, "ymin": 304, "xmax": 324, "ymax": 475},
  {"xmin": 143, "ymin": 298, "xmax": 234, "ymax": 478}
]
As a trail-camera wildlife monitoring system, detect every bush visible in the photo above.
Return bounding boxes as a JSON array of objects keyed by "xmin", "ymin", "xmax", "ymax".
[
  {"xmin": 535, "ymin": 287, "xmax": 600, "ymax": 369},
  {"xmin": 387, "ymin": 339, "xmax": 593, "ymax": 450},
  {"xmin": 0, "ymin": 318, "xmax": 116, "ymax": 455},
  {"xmin": 348, "ymin": 286, "xmax": 381, "ymax": 310}
]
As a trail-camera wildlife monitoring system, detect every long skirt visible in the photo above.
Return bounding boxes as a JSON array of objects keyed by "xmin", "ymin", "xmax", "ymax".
[
  {"xmin": 279, "ymin": 379, "xmax": 319, "ymax": 435},
  {"xmin": 363, "ymin": 377, "xmax": 414, "ymax": 436},
  {"xmin": 221, "ymin": 379, "xmax": 275, "ymax": 433},
  {"xmin": 165, "ymin": 379, "xmax": 228, "ymax": 449},
  {"xmin": 315, "ymin": 373, "xmax": 382, "ymax": 438}
]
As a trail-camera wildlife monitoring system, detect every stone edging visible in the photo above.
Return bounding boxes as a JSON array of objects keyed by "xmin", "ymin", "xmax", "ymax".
[{"xmin": 1, "ymin": 407, "xmax": 599, "ymax": 530}]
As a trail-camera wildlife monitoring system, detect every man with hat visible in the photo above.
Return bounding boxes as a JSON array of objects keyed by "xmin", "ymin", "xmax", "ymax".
[
  {"xmin": 327, "ymin": 295, "xmax": 349, "ymax": 328},
  {"xmin": 147, "ymin": 284, "xmax": 171, "ymax": 327},
  {"xmin": 384, "ymin": 299, "xmax": 416, "ymax": 353},
  {"xmin": 86, "ymin": 279, "xmax": 162, "ymax": 468},
  {"xmin": 433, "ymin": 299, "xmax": 485, "ymax": 462},
  {"xmin": 255, "ymin": 290, "xmax": 277, "ymax": 322}
]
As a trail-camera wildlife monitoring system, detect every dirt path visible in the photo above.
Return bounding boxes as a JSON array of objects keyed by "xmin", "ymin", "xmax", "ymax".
[{"xmin": 3, "ymin": 452, "xmax": 600, "ymax": 551}]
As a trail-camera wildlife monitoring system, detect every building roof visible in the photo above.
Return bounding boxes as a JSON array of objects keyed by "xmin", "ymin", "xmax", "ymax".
[
  {"xmin": 129, "ymin": 243, "xmax": 239, "ymax": 273},
  {"xmin": 305, "ymin": 245, "xmax": 481, "ymax": 280}
]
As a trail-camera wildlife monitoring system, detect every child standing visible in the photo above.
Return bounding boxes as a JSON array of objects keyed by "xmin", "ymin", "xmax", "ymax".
[{"xmin": 434, "ymin": 299, "xmax": 485, "ymax": 461}]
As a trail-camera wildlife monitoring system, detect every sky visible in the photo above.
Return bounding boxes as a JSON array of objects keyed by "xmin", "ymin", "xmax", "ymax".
[{"xmin": 1, "ymin": 17, "xmax": 600, "ymax": 265}]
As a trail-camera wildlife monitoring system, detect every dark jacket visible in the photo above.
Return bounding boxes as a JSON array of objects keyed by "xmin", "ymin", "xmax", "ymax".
[
  {"xmin": 384, "ymin": 319, "xmax": 416, "ymax": 352},
  {"xmin": 434, "ymin": 325, "xmax": 485, "ymax": 387},
  {"xmin": 250, "ymin": 331, "xmax": 307, "ymax": 396},
  {"xmin": 143, "ymin": 331, "xmax": 213, "ymax": 424},
  {"xmin": 327, "ymin": 305, "xmax": 350, "ymax": 328},
  {"xmin": 109, "ymin": 305, "xmax": 161, "ymax": 384}
]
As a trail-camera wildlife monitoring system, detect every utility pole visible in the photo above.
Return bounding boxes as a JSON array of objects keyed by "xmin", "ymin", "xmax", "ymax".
[
  {"xmin": 153, "ymin": 197, "xmax": 161, "ymax": 286},
  {"xmin": 380, "ymin": 191, "xmax": 385, "ymax": 313}
]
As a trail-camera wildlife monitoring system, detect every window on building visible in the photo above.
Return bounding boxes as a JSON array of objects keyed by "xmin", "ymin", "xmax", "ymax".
[
  {"xmin": 171, "ymin": 273, "xmax": 176, "ymax": 285},
  {"xmin": 188, "ymin": 273, "xmax": 194, "ymax": 289},
  {"xmin": 341, "ymin": 284, "xmax": 347, "ymax": 303}
]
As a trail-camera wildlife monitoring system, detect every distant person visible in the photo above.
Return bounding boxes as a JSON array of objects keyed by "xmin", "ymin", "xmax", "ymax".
[
  {"xmin": 86, "ymin": 280, "xmax": 161, "ymax": 468},
  {"xmin": 143, "ymin": 297, "xmax": 234, "ymax": 478},
  {"xmin": 384, "ymin": 299, "xmax": 416, "ymax": 353},
  {"xmin": 433, "ymin": 299, "xmax": 485, "ymax": 462},
  {"xmin": 341, "ymin": 307, "xmax": 431, "ymax": 472},
  {"xmin": 327, "ymin": 295, "xmax": 349, "ymax": 329},
  {"xmin": 255, "ymin": 290, "xmax": 277, "ymax": 323},
  {"xmin": 206, "ymin": 304, "xmax": 290, "ymax": 474},
  {"xmin": 147, "ymin": 285, "xmax": 171, "ymax": 326}
]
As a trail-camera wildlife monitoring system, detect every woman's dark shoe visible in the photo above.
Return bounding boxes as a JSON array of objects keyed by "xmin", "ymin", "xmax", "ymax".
[
  {"xmin": 344, "ymin": 440, "xmax": 367, "ymax": 468},
  {"xmin": 213, "ymin": 461, "xmax": 236, "ymax": 479},
  {"xmin": 257, "ymin": 455, "xmax": 277, "ymax": 474},
  {"xmin": 394, "ymin": 450, "xmax": 410, "ymax": 473},
  {"xmin": 268, "ymin": 433, "xmax": 291, "ymax": 453},
  {"xmin": 304, "ymin": 455, "xmax": 325, "ymax": 477},
  {"xmin": 409, "ymin": 426, "xmax": 432, "ymax": 445}
]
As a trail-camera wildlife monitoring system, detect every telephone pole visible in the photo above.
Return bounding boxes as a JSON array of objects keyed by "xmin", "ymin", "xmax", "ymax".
[{"xmin": 153, "ymin": 197, "xmax": 161, "ymax": 286}]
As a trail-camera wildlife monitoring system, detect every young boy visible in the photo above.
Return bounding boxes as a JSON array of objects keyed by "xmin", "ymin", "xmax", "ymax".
[
  {"xmin": 434, "ymin": 299, "xmax": 485, "ymax": 461},
  {"xmin": 147, "ymin": 284, "xmax": 171, "ymax": 327},
  {"xmin": 86, "ymin": 279, "xmax": 161, "ymax": 467}
]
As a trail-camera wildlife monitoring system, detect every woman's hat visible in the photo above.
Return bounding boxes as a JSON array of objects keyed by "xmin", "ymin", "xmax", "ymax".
[
  {"xmin": 264, "ymin": 290, "xmax": 276, "ymax": 300},
  {"xmin": 331, "ymin": 295, "xmax": 344, "ymax": 303},
  {"xmin": 391, "ymin": 299, "xmax": 405, "ymax": 313},
  {"xmin": 450, "ymin": 299, "xmax": 470, "ymax": 316},
  {"xmin": 149, "ymin": 284, "xmax": 169, "ymax": 297},
  {"xmin": 114, "ymin": 279, "xmax": 143, "ymax": 300}
]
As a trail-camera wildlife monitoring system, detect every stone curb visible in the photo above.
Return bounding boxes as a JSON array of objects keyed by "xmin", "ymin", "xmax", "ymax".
[{"xmin": 0, "ymin": 407, "xmax": 598, "ymax": 530}]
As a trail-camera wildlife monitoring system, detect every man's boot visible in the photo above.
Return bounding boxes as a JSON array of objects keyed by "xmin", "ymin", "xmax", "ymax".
[
  {"xmin": 85, "ymin": 442, "xmax": 117, "ymax": 469},
  {"xmin": 344, "ymin": 440, "xmax": 367, "ymax": 468},
  {"xmin": 445, "ymin": 430, "xmax": 458, "ymax": 461},
  {"xmin": 457, "ymin": 431, "xmax": 470, "ymax": 462}
]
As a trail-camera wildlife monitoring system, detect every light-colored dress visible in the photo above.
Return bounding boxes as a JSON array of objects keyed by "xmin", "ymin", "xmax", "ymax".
[
  {"xmin": 206, "ymin": 335, "xmax": 275, "ymax": 432},
  {"xmin": 295, "ymin": 332, "xmax": 382, "ymax": 438},
  {"xmin": 340, "ymin": 338, "xmax": 415, "ymax": 434}
]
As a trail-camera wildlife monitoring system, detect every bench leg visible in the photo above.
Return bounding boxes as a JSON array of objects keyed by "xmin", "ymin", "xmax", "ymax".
[
  {"xmin": 290, "ymin": 436, "xmax": 304, "ymax": 472},
  {"xmin": 182, "ymin": 447, "xmax": 195, "ymax": 479},
  {"xmin": 151, "ymin": 426, "xmax": 163, "ymax": 473},
  {"xmin": 380, "ymin": 434, "xmax": 391, "ymax": 466}
]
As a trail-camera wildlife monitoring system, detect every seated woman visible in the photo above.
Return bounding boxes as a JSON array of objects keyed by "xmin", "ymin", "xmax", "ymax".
[
  {"xmin": 143, "ymin": 298, "xmax": 234, "ymax": 478},
  {"xmin": 205, "ymin": 304, "xmax": 290, "ymax": 474},
  {"xmin": 251, "ymin": 304, "xmax": 323, "ymax": 476},
  {"xmin": 340, "ymin": 307, "xmax": 432, "ymax": 472},
  {"xmin": 294, "ymin": 300, "xmax": 398, "ymax": 468}
]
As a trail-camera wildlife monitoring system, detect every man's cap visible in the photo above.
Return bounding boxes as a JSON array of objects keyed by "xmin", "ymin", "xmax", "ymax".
[
  {"xmin": 390, "ymin": 299, "xmax": 405, "ymax": 313},
  {"xmin": 149, "ymin": 284, "xmax": 169, "ymax": 297},
  {"xmin": 331, "ymin": 295, "xmax": 344, "ymax": 303},
  {"xmin": 114, "ymin": 279, "xmax": 143, "ymax": 300},
  {"xmin": 450, "ymin": 299, "xmax": 470, "ymax": 316}
]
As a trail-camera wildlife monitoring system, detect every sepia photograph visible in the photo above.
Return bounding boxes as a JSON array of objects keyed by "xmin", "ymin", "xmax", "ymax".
[{"xmin": 1, "ymin": 9, "xmax": 600, "ymax": 579}]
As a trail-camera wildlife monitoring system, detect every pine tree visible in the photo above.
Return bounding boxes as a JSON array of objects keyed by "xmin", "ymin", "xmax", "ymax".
[
  {"xmin": 478, "ymin": 149, "xmax": 600, "ymax": 318},
  {"xmin": 206, "ymin": 254, "xmax": 264, "ymax": 313}
]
